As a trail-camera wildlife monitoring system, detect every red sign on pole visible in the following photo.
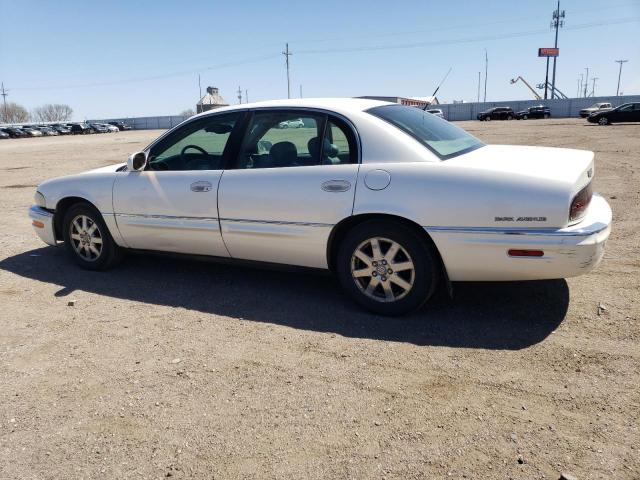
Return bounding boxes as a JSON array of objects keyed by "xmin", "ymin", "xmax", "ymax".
[{"xmin": 538, "ymin": 47, "xmax": 559, "ymax": 57}]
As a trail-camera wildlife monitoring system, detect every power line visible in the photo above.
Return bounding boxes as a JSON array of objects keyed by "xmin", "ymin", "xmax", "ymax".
[{"xmin": 615, "ymin": 59, "xmax": 628, "ymax": 96}]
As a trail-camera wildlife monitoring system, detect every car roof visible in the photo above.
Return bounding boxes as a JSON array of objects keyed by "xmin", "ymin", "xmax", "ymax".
[{"xmin": 192, "ymin": 97, "xmax": 392, "ymax": 120}]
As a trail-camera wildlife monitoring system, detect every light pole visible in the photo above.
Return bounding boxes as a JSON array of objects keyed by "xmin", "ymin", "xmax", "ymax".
[
  {"xmin": 550, "ymin": 1, "xmax": 565, "ymax": 99},
  {"xmin": 483, "ymin": 49, "xmax": 488, "ymax": 102},
  {"xmin": 615, "ymin": 60, "xmax": 628, "ymax": 96}
]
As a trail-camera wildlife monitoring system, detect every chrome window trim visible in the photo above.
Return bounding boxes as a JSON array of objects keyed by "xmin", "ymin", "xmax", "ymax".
[{"xmin": 114, "ymin": 213, "xmax": 332, "ymax": 228}]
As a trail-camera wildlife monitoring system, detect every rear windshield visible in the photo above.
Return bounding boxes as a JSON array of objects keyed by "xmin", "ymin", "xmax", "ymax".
[{"xmin": 367, "ymin": 104, "xmax": 484, "ymax": 159}]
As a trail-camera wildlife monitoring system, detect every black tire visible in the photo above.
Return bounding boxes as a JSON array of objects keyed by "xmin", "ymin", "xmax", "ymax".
[
  {"xmin": 522, "ymin": 115, "xmax": 528, "ymax": 120},
  {"xmin": 544, "ymin": 113, "xmax": 550, "ymax": 119},
  {"xmin": 336, "ymin": 220, "xmax": 439, "ymax": 316},
  {"xmin": 598, "ymin": 117, "xmax": 609, "ymax": 126},
  {"xmin": 62, "ymin": 202, "xmax": 123, "ymax": 270}
]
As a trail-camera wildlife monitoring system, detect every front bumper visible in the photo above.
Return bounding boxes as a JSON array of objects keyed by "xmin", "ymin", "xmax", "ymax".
[
  {"xmin": 29, "ymin": 205, "xmax": 57, "ymax": 246},
  {"xmin": 427, "ymin": 194, "xmax": 612, "ymax": 281}
]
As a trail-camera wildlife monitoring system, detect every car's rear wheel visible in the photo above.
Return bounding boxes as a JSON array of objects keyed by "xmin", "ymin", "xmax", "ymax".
[
  {"xmin": 598, "ymin": 117, "xmax": 609, "ymax": 125},
  {"xmin": 544, "ymin": 113, "xmax": 550, "ymax": 119},
  {"xmin": 485, "ymin": 116, "xmax": 491, "ymax": 121},
  {"xmin": 337, "ymin": 220, "xmax": 439, "ymax": 316},
  {"xmin": 62, "ymin": 203, "xmax": 123, "ymax": 270},
  {"xmin": 522, "ymin": 114, "xmax": 528, "ymax": 120}
]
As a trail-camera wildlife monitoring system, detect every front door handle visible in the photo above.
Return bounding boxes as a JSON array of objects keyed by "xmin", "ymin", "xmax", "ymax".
[
  {"xmin": 321, "ymin": 180, "xmax": 351, "ymax": 193},
  {"xmin": 190, "ymin": 181, "xmax": 212, "ymax": 192}
]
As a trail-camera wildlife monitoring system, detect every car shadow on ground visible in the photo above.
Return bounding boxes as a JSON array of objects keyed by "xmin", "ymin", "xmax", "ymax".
[{"xmin": 1, "ymin": 247, "xmax": 569, "ymax": 350}]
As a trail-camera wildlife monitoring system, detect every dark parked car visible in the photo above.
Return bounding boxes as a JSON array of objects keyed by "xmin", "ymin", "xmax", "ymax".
[
  {"xmin": 1, "ymin": 127, "xmax": 27, "ymax": 138},
  {"xmin": 587, "ymin": 102, "xmax": 640, "ymax": 125},
  {"xmin": 67, "ymin": 123, "xmax": 91, "ymax": 135},
  {"xmin": 51, "ymin": 124, "xmax": 72, "ymax": 135},
  {"xmin": 108, "ymin": 121, "xmax": 132, "ymax": 131},
  {"xmin": 90, "ymin": 123, "xmax": 109, "ymax": 133},
  {"xmin": 0, "ymin": 130, "xmax": 9, "ymax": 139},
  {"xmin": 477, "ymin": 107, "xmax": 515, "ymax": 121},
  {"xmin": 515, "ymin": 105, "xmax": 551, "ymax": 120},
  {"xmin": 19, "ymin": 127, "xmax": 43, "ymax": 137}
]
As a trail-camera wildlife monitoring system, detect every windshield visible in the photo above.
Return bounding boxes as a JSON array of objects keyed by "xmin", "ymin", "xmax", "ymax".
[{"xmin": 367, "ymin": 104, "xmax": 484, "ymax": 159}]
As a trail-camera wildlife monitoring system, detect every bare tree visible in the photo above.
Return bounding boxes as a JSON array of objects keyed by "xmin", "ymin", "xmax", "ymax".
[
  {"xmin": 180, "ymin": 109, "xmax": 195, "ymax": 117},
  {"xmin": 31, "ymin": 104, "xmax": 73, "ymax": 122},
  {"xmin": 1, "ymin": 102, "xmax": 30, "ymax": 123}
]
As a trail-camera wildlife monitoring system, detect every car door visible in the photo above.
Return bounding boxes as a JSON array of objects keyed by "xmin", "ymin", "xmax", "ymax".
[
  {"xmin": 218, "ymin": 109, "xmax": 359, "ymax": 268},
  {"xmin": 112, "ymin": 111, "xmax": 245, "ymax": 256}
]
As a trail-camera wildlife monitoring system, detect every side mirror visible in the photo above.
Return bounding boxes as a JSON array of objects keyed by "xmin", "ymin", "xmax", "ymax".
[{"xmin": 127, "ymin": 151, "xmax": 148, "ymax": 171}]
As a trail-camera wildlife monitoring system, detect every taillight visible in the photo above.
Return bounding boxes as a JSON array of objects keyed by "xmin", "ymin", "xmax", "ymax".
[{"xmin": 569, "ymin": 182, "xmax": 593, "ymax": 222}]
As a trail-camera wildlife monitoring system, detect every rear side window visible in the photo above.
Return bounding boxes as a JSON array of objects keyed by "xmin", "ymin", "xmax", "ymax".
[{"xmin": 368, "ymin": 104, "xmax": 484, "ymax": 160}]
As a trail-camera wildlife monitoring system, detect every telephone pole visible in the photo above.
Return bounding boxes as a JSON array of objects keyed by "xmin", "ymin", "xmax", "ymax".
[
  {"xmin": 583, "ymin": 67, "xmax": 589, "ymax": 98},
  {"xmin": 198, "ymin": 74, "xmax": 202, "ymax": 99},
  {"xmin": 299, "ymin": 84, "xmax": 303, "ymax": 98},
  {"xmin": 590, "ymin": 77, "xmax": 599, "ymax": 97},
  {"xmin": 237, "ymin": 86, "xmax": 242, "ymax": 104},
  {"xmin": 0, "ymin": 82, "xmax": 8, "ymax": 121},
  {"xmin": 245, "ymin": 89, "xmax": 249, "ymax": 104},
  {"xmin": 615, "ymin": 60, "xmax": 628, "ymax": 96},
  {"xmin": 483, "ymin": 49, "xmax": 488, "ymax": 102},
  {"xmin": 550, "ymin": 1, "xmax": 565, "ymax": 99},
  {"xmin": 577, "ymin": 74, "xmax": 583, "ymax": 98},
  {"xmin": 282, "ymin": 43, "xmax": 292, "ymax": 99},
  {"xmin": 477, "ymin": 71, "xmax": 481, "ymax": 103}
]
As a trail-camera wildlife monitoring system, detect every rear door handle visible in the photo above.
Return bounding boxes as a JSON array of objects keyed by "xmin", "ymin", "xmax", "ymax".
[
  {"xmin": 190, "ymin": 181, "xmax": 212, "ymax": 192},
  {"xmin": 321, "ymin": 180, "xmax": 351, "ymax": 192}
]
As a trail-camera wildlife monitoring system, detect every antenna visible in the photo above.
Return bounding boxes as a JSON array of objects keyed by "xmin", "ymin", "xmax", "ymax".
[{"xmin": 424, "ymin": 67, "xmax": 452, "ymax": 110}]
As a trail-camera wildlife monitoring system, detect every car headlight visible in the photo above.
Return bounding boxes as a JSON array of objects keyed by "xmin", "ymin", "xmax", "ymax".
[{"xmin": 34, "ymin": 191, "xmax": 46, "ymax": 208}]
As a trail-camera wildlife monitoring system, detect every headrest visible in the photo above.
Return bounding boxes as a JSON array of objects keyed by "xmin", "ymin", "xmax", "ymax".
[
  {"xmin": 270, "ymin": 141, "xmax": 297, "ymax": 166},
  {"xmin": 308, "ymin": 137, "xmax": 339, "ymax": 158}
]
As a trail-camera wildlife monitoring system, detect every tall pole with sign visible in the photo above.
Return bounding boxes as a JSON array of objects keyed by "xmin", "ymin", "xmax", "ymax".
[{"xmin": 550, "ymin": 1, "xmax": 564, "ymax": 99}]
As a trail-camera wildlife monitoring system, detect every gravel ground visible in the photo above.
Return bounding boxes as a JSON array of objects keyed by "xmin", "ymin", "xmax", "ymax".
[{"xmin": 0, "ymin": 119, "xmax": 638, "ymax": 479}]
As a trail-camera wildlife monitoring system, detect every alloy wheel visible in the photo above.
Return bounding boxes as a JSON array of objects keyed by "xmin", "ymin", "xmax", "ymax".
[
  {"xmin": 69, "ymin": 214, "xmax": 103, "ymax": 261},
  {"xmin": 350, "ymin": 237, "xmax": 415, "ymax": 303}
]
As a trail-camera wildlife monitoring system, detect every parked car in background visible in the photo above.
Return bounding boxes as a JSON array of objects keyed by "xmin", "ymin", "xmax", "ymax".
[
  {"xmin": 103, "ymin": 123, "xmax": 119, "ymax": 133},
  {"xmin": 1, "ymin": 127, "xmax": 26, "ymax": 138},
  {"xmin": 20, "ymin": 127, "xmax": 43, "ymax": 137},
  {"xmin": 29, "ymin": 98, "xmax": 611, "ymax": 316},
  {"xmin": 477, "ymin": 107, "xmax": 515, "ymax": 121},
  {"xmin": 90, "ymin": 123, "xmax": 110, "ymax": 134},
  {"xmin": 278, "ymin": 118, "xmax": 304, "ymax": 128},
  {"xmin": 515, "ymin": 105, "xmax": 551, "ymax": 120},
  {"xmin": 36, "ymin": 126, "xmax": 59, "ymax": 136},
  {"xmin": 579, "ymin": 102, "xmax": 612, "ymax": 118},
  {"xmin": 0, "ymin": 130, "xmax": 9, "ymax": 139},
  {"xmin": 426, "ymin": 108, "xmax": 445, "ymax": 119},
  {"xmin": 67, "ymin": 123, "xmax": 91, "ymax": 135},
  {"xmin": 108, "ymin": 121, "xmax": 132, "ymax": 131},
  {"xmin": 587, "ymin": 102, "xmax": 640, "ymax": 125},
  {"xmin": 51, "ymin": 124, "xmax": 72, "ymax": 135}
]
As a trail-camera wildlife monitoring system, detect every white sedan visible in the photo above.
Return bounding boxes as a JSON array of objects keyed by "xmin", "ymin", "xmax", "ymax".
[{"xmin": 29, "ymin": 98, "xmax": 611, "ymax": 315}]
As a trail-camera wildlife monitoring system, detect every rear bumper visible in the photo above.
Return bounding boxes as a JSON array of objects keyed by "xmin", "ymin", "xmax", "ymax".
[
  {"xmin": 29, "ymin": 205, "xmax": 57, "ymax": 246},
  {"xmin": 426, "ymin": 194, "xmax": 612, "ymax": 281}
]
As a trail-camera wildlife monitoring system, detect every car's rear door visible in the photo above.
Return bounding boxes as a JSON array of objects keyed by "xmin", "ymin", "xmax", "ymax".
[
  {"xmin": 112, "ymin": 111, "xmax": 246, "ymax": 256},
  {"xmin": 217, "ymin": 109, "xmax": 359, "ymax": 268}
]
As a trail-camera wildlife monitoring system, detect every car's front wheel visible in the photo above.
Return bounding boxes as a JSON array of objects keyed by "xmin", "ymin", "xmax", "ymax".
[
  {"xmin": 337, "ymin": 220, "xmax": 439, "ymax": 316},
  {"xmin": 598, "ymin": 117, "xmax": 609, "ymax": 125},
  {"xmin": 62, "ymin": 203, "xmax": 123, "ymax": 270}
]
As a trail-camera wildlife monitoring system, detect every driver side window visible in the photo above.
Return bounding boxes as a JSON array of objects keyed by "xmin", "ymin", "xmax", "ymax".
[{"xmin": 147, "ymin": 112, "xmax": 242, "ymax": 171}]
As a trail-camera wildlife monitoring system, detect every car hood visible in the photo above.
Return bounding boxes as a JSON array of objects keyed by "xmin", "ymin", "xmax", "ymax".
[{"xmin": 444, "ymin": 145, "xmax": 593, "ymax": 188}]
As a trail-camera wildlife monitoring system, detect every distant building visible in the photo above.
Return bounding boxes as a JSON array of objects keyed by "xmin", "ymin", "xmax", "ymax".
[
  {"xmin": 196, "ymin": 87, "xmax": 229, "ymax": 113},
  {"xmin": 357, "ymin": 95, "xmax": 439, "ymax": 107}
]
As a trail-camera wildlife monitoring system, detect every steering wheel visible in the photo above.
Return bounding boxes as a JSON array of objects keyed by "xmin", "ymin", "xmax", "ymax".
[{"xmin": 180, "ymin": 145, "xmax": 210, "ymax": 168}]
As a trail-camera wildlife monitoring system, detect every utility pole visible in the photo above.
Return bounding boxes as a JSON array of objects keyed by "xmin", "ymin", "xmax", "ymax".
[
  {"xmin": 590, "ymin": 77, "xmax": 598, "ymax": 97},
  {"xmin": 483, "ymin": 49, "xmax": 488, "ymax": 102},
  {"xmin": 544, "ymin": 56, "xmax": 550, "ymax": 99},
  {"xmin": 299, "ymin": 84, "xmax": 303, "ymax": 98},
  {"xmin": 282, "ymin": 43, "xmax": 292, "ymax": 99},
  {"xmin": 550, "ymin": 1, "xmax": 565, "ymax": 99},
  {"xmin": 198, "ymin": 74, "xmax": 202, "ymax": 100},
  {"xmin": 237, "ymin": 86, "xmax": 242, "ymax": 104},
  {"xmin": 245, "ymin": 89, "xmax": 249, "ymax": 104},
  {"xmin": 583, "ymin": 67, "xmax": 589, "ymax": 98},
  {"xmin": 615, "ymin": 60, "xmax": 628, "ymax": 96},
  {"xmin": 477, "ymin": 71, "xmax": 481, "ymax": 103},
  {"xmin": 0, "ymin": 82, "xmax": 8, "ymax": 122},
  {"xmin": 577, "ymin": 74, "xmax": 583, "ymax": 98}
]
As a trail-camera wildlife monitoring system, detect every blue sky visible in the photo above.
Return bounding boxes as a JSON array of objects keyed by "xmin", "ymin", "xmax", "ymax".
[{"xmin": 1, "ymin": 0, "xmax": 638, "ymax": 120}]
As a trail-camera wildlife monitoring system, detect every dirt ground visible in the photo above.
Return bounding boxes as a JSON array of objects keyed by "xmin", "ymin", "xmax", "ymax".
[{"xmin": 0, "ymin": 119, "xmax": 638, "ymax": 480}]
